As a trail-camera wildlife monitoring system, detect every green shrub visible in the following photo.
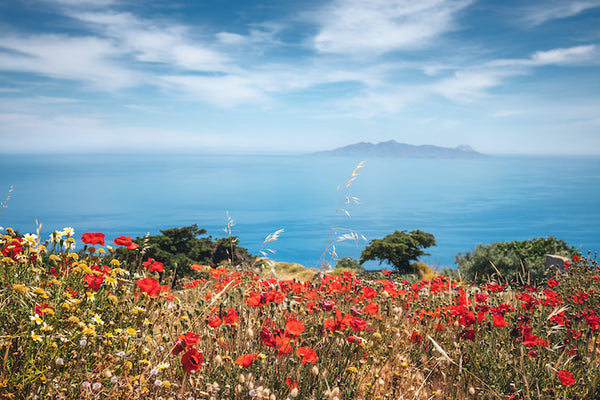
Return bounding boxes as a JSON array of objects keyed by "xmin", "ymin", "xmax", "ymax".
[{"xmin": 455, "ymin": 236, "xmax": 577, "ymax": 283}]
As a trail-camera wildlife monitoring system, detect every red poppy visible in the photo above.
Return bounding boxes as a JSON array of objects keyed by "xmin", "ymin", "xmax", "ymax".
[
  {"xmin": 285, "ymin": 318, "xmax": 305, "ymax": 337},
  {"xmin": 364, "ymin": 301, "xmax": 379, "ymax": 317},
  {"xmin": 35, "ymin": 302, "xmax": 53, "ymax": 316},
  {"xmin": 276, "ymin": 335, "xmax": 295, "ymax": 355},
  {"xmin": 285, "ymin": 378, "xmax": 299, "ymax": 389},
  {"xmin": 136, "ymin": 277, "xmax": 161, "ymax": 296},
  {"xmin": 260, "ymin": 327, "xmax": 276, "ymax": 347},
  {"xmin": 492, "ymin": 314, "xmax": 509, "ymax": 328},
  {"xmin": 557, "ymin": 370, "xmax": 575, "ymax": 386},
  {"xmin": 547, "ymin": 278, "xmax": 559, "ymax": 288},
  {"xmin": 142, "ymin": 258, "xmax": 164, "ymax": 273},
  {"xmin": 410, "ymin": 330, "xmax": 422, "ymax": 343},
  {"xmin": 321, "ymin": 300, "xmax": 336, "ymax": 311},
  {"xmin": 190, "ymin": 264, "xmax": 204, "ymax": 271},
  {"xmin": 208, "ymin": 315, "xmax": 222, "ymax": 328},
  {"xmin": 349, "ymin": 317, "xmax": 367, "ymax": 331},
  {"xmin": 81, "ymin": 232, "xmax": 105, "ymax": 246},
  {"xmin": 172, "ymin": 332, "xmax": 200, "ymax": 355},
  {"xmin": 83, "ymin": 274, "xmax": 104, "ymax": 291},
  {"xmin": 223, "ymin": 308, "xmax": 239, "ymax": 325},
  {"xmin": 234, "ymin": 353, "xmax": 258, "ymax": 367},
  {"xmin": 181, "ymin": 348, "xmax": 204, "ymax": 372},
  {"xmin": 382, "ymin": 269, "xmax": 392, "ymax": 276},
  {"xmin": 347, "ymin": 335, "xmax": 365, "ymax": 344},
  {"xmin": 296, "ymin": 347, "xmax": 318, "ymax": 365},
  {"xmin": 475, "ymin": 294, "xmax": 489, "ymax": 303},
  {"xmin": 114, "ymin": 236, "xmax": 138, "ymax": 250}
]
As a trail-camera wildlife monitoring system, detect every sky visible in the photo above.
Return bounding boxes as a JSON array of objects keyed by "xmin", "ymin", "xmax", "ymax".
[{"xmin": 0, "ymin": 0, "xmax": 599, "ymax": 155}]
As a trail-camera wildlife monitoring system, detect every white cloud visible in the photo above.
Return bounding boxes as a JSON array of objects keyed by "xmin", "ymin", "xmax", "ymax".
[
  {"xmin": 530, "ymin": 45, "xmax": 598, "ymax": 65},
  {"xmin": 0, "ymin": 34, "xmax": 138, "ymax": 90},
  {"xmin": 520, "ymin": 0, "xmax": 600, "ymax": 26},
  {"xmin": 70, "ymin": 11, "xmax": 231, "ymax": 72},
  {"xmin": 312, "ymin": 0, "xmax": 473, "ymax": 55},
  {"xmin": 159, "ymin": 75, "xmax": 267, "ymax": 107}
]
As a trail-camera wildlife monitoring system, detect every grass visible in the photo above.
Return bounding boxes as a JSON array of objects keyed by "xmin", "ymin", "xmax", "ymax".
[{"xmin": 1, "ymin": 226, "xmax": 599, "ymax": 399}]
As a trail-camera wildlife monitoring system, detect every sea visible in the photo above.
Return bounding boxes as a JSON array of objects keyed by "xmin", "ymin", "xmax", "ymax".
[{"xmin": 0, "ymin": 153, "xmax": 598, "ymax": 270}]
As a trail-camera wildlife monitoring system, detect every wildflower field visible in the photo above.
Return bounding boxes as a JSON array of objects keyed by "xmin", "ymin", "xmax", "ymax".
[{"xmin": 1, "ymin": 227, "xmax": 599, "ymax": 400}]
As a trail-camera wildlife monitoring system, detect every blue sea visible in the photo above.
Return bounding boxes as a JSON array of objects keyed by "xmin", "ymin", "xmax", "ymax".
[{"xmin": 0, "ymin": 153, "xmax": 598, "ymax": 269}]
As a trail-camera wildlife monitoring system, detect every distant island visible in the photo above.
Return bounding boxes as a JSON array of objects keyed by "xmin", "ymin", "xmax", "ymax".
[{"xmin": 314, "ymin": 140, "xmax": 485, "ymax": 158}]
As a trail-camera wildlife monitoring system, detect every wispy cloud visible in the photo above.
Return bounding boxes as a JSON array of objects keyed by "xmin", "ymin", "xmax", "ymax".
[
  {"xmin": 520, "ymin": 0, "xmax": 600, "ymax": 26},
  {"xmin": 0, "ymin": 34, "xmax": 138, "ymax": 90},
  {"xmin": 311, "ymin": 0, "xmax": 473, "ymax": 55}
]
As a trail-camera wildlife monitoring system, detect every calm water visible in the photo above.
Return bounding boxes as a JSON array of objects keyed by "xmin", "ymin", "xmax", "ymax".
[{"xmin": 0, "ymin": 153, "xmax": 599, "ymax": 269}]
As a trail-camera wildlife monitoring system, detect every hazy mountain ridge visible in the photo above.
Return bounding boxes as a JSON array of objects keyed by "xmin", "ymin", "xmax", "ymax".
[{"xmin": 314, "ymin": 140, "xmax": 485, "ymax": 158}]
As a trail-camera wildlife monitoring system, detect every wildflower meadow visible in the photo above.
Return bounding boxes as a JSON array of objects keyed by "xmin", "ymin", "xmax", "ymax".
[{"xmin": 0, "ymin": 223, "xmax": 599, "ymax": 400}]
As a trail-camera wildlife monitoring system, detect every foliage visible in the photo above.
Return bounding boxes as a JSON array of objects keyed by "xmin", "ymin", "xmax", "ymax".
[
  {"xmin": 335, "ymin": 256, "xmax": 364, "ymax": 271},
  {"xmin": 455, "ymin": 236, "xmax": 578, "ymax": 284},
  {"xmin": 2, "ymin": 226, "xmax": 599, "ymax": 400},
  {"xmin": 118, "ymin": 225, "xmax": 253, "ymax": 281},
  {"xmin": 360, "ymin": 230, "xmax": 436, "ymax": 274}
]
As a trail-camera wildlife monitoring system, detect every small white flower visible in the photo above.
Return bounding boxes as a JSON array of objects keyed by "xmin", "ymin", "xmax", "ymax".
[
  {"xmin": 92, "ymin": 314, "xmax": 104, "ymax": 325},
  {"xmin": 110, "ymin": 376, "xmax": 119, "ymax": 384},
  {"xmin": 116, "ymin": 351, "xmax": 125, "ymax": 357},
  {"xmin": 55, "ymin": 357, "xmax": 64, "ymax": 366},
  {"xmin": 79, "ymin": 339, "xmax": 87, "ymax": 347},
  {"xmin": 92, "ymin": 382, "xmax": 102, "ymax": 391},
  {"xmin": 150, "ymin": 368, "xmax": 159, "ymax": 376},
  {"xmin": 30, "ymin": 315, "xmax": 42, "ymax": 325},
  {"xmin": 62, "ymin": 227, "xmax": 74, "ymax": 237},
  {"xmin": 22, "ymin": 233, "xmax": 37, "ymax": 246},
  {"xmin": 154, "ymin": 379, "xmax": 162, "ymax": 387},
  {"xmin": 81, "ymin": 381, "xmax": 91, "ymax": 389}
]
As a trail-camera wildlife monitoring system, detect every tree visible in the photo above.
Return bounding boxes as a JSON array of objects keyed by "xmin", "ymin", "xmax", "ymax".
[
  {"xmin": 334, "ymin": 257, "xmax": 364, "ymax": 271},
  {"xmin": 455, "ymin": 236, "xmax": 577, "ymax": 284},
  {"xmin": 126, "ymin": 225, "xmax": 253, "ymax": 282},
  {"xmin": 360, "ymin": 230, "xmax": 436, "ymax": 273}
]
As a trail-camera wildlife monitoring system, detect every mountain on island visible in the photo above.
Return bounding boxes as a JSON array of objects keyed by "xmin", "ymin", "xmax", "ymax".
[{"xmin": 314, "ymin": 140, "xmax": 485, "ymax": 159}]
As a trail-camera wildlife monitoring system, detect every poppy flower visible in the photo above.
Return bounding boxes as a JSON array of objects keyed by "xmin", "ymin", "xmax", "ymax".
[
  {"xmin": 349, "ymin": 317, "xmax": 367, "ymax": 331},
  {"xmin": 181, "ymin": 348, "xmax": 203, "ymax": 372},
  {"xmin": 234, "ymin": 353, "xmax": 258, "ymax": 367},
  {"xmin": 172, "ymin": 332, "xmax": 200, "ymax": 355},
  {"xmin": 260, "ymin": 327, "xmax": 276, "ymax": 347},
  {"xmin": 557, "ymin": 370, "xmax": 575, "ymax": 386},
  {"xmin": 364, "ymin": 302, "xmax": 379, "ymax": 317},
  {"xmin": 276, "ymin": 336, "xmax": 295, "ymax": 355},
  {"xmin": 347, "ymin": 335, "xmax": 365, "ymax": 344},
  {"xmin": 81, "ymin": 232, "xmax": 105, "ymax": 246},
  {"xmin": 190, "ymin": 264, "xmax": 204, "ymax": 271},
  {"xmin": 114, "ymin": 236, "xmax": 138, "ymax": 250},
  {"xmin": 296, "ymin": 347, "xmax": 318, "ymax": 365},
  {"xmin": 142, "ymin": 258, "xmax": 164, "ymax": 273},
  {"xmin": 492, "ymin": 314, "xmax": 509, "ymax": 328},
  {"xmin": 285, "ymin": 378, "xmax": 299, "ymax": 389},
  {"xmin": 285, "ymin": 318, "xmax": 305, "ymax": 337},
  {"xmin": 83, "ymin": 274, "xmax": 104, "ymax": 291},
  {"xmin": 223, "ymin": 308, "xmax": 239, "ymax": 325},
  {"xmin": 208, "ymin": 315, "xmax": 222, "ymax": 328},
  {"xmin": 547, "ymin": 278, "xmax": 559, "ymax": 288},
  {"xmin": 382, "ymin": 269, "xmax": 392, "ymax": 276},
  {"xmin": 35, "ymin": 302, "xmax": 53, "ymax": 316},
  {"xmin": 410, "ymin": 330, "xmax": 422, "ymax": 343},
  {"xmin": 136, "ymin": 277, "xmax": 161, "ymax": 296}
]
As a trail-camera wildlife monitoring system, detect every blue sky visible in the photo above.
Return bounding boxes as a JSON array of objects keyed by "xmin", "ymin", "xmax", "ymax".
[{"xmin": 0, "ymin": 0, "xmax": 599, "ymax": 154}]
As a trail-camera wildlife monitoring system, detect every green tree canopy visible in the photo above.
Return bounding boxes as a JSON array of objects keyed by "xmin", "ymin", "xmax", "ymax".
[
  {"xmin": 455, "ymin": 236, "xmax": 577, "ymax": 284},
  {"xmin": 360, "ymin": 230, "xmax": 436, "ymax": 274},
  {"xmin": 123, "ymin": 225, "xmax": 253, "ymax": 281}
]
